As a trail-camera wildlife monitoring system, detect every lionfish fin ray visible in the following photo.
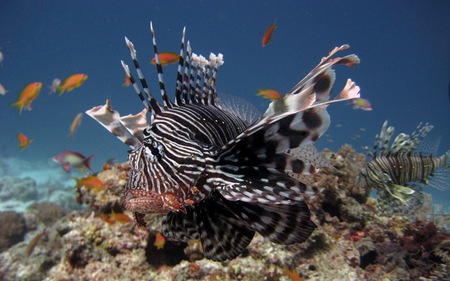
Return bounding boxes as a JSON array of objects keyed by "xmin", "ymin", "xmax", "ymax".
[{"xmin": 85, "ymin": 100, "xmax": 142, "ymax": 149}]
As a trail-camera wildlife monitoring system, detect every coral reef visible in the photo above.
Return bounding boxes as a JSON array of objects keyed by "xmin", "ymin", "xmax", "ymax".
[
  {"xmin": 0, "ymin": 211, "xmax": 27, "ymax": 253},
  {"xmin": 0, "ymin": 145, "xmax": 449, "ymax": 280}
]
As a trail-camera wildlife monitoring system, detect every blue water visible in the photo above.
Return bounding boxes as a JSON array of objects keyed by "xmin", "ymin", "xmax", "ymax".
[{"xmin": 1, "ymin": 1, "xmax": 449, "ymax": 205}]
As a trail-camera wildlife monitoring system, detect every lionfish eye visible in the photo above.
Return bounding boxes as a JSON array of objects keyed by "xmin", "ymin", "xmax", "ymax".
[
  {"xmin": 144, "ymin": 138, "xmax": 164, "ymax": 162},
  {"xmin": 143, "ymin": 127, "xmax": 152, "ymax": 137}
]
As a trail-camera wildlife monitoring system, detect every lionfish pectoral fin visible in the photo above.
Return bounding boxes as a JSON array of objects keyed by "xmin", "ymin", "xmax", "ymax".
[
  {"xmin": 238, "ymin": 200, "xmax": 316, "ymax": 244},
  {"xmin": 162, "ymin": 192, "xmax": 255, "ymax": 261},
  {"xmin": 389, "ymin": 184, "xmax": 416, "ymax": 205},
  {"xmin": 85, "ymin": 100, "xmax": 144, "ymax": 149}
]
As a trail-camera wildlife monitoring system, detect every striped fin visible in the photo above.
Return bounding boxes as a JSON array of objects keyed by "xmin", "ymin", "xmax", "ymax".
[
  {"xmin": 162, "ymin": 192, "xmax": 255, "ymax": 261},
  {"xmin": 162, "ymin": 191, "xmax": 315, "ymax": 261},
  {"xmin": 211, "ymin": 46, "xmax": 361, "ymax": 204},
  {"xmin": 150, "ymin": 22, "xmax": 173, "ymax": 109},
  {"xmin": 85, "ymin": 100, "xmax": 143, "ymax": 149}
]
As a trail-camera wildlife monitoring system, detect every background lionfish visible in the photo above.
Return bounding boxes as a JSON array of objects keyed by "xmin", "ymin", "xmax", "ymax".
[
  {"xmin": 363, "ymin": 120, "xmax": 450, "ymax": 212},
  {"xmin": 86, "ymin": 22, "xmax": 361, "ymax": 261}
]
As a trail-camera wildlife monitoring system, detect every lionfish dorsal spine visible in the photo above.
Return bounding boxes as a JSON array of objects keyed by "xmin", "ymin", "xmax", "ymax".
[
  {"xmin": 175, "ymin": 27, "xmax": 186, "ymax": 106},
  {"xmin": 149, "ymin": 21, "xmax": 173, "ymax": 109},
  {"xmin": 122, "ymin": 37, "xmax": 162, "ymax": 115}
]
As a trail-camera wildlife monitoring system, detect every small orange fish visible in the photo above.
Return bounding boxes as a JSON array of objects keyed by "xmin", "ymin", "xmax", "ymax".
[
  {"xmin": 283, "ymin": 268, "xmax": 303, "ymax": 281},
  {"xmin": 11, "ymin": 82, "xmax": 42, "ymax": 114},
  {"xmin": 100, "ymin": 214, "xmax": 116, "ymax": 225},
  {"xmin": 122, "ymin": 75, "xmax": 131, "ymax": 87},
  {"xmin": 262, "ymin": 21, "xmax": 277, "ymax": 47},
  {"xmin": 17, "ymin": 133, "xmax": 32, "ymax": 150},
  {"xmin": 69, "ymin": 113, "xmax": 83, "ymax": 138},
  {"xmin": 154, "ymin": 232, "xmax": 166, "ymax": 250},
  {"xmin": 256, "ymin": 88, "xmax": 281, "ymax": 101},
  {"xmin": 57, "ymin": 73, "xmax": 88, "ymax": 96},
  {"xmin": 110, "ymin": 210, "xmax": 131, "ymax": 224},
  {"xmin": 73, "ymin": 175, "xmax": 105, "ymax": 191},
  {"xmin": 151, "ymin": 52, "xmax": 180, "ymax": 66}
]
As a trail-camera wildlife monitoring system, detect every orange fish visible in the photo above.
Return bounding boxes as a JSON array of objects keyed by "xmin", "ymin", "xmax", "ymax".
[
  {"xmin": 262, "ymin": 21, "xmax": 277, "ymax": 47},
  {"xmin": 349, "ymin": 98, "xmax": 373, "ymax": 111},
  {"xmin": 110, "ymin": 210, "xmax": 131, "ymax": 224},
  {"xmin": 57, "ymin": 73, "xmax": 88, "ymax": 96},
  {"xmin": 256, "ymin": 88, "xmax": 281, "ymax": 101},
  {"xmin": 17, "ymin": 133, "xmax": 32, "ymax": 150},
  {"xmin": 283, "ymin": 268, "xmax": 303, "ymax": 281},
  {"xmin": 11, "ymin": 82, "xmax": 42, "ymax": 114},
  {"xmin": 151, "ymin": 52, "xmax": 180, "ymax": 66},
  {"xmin": 73, "ymin": 175, "xmax": 105, "ymax": 191},
  {"xmin": 122, "ymin": 75, "xmax": 131, "ymax": 87},
  {"xmin": 69, "ymin": 113, "xmax": 83, "ymax": 138},
  {"xmin": 154, "ymin": 232, "xmax": 166, "ymax": 250},
  {"xmin": 100, "ymin": 215, "xmax": 116, "ymax": 225}
]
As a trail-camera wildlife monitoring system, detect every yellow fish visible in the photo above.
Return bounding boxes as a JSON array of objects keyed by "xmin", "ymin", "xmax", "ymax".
[
  {"xmin": 57, "ymin": 73, "xmax": 88, "ymax": 96},
  {"xmin": 256, "ymin": 88, "xmax": 281, "ymax": 101},
  {"xmin": 11, "ymin": 82, "xmax": 42, "ymax": 114}
]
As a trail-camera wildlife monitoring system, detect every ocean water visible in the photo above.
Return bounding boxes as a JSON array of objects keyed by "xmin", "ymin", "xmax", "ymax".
[{"xmin": 0, "ymin": 1, "xmax": 449, "ymax": 208}]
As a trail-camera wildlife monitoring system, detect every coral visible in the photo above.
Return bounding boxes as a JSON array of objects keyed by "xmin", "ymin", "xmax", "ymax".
[
  {"xmin": 0, "ymin": 211, "xmax": 27, "ymax": 253},
  {"xmin": 25, "ymin": 202, "xmax": 68, "ymax": 230},
  {"xmin": 0, "ymin": 144, "xmax": 449, "ymax": 280}
]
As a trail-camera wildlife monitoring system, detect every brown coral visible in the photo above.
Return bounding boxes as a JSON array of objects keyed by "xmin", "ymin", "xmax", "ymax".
[{"xmin": 0, "ymin": 211, "xmax": 27, "ymax": 253}]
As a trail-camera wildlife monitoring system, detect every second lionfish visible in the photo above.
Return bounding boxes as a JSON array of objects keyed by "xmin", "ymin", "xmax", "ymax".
[
  {"xmin": 86, "ymin": 22, "xmax": 361, "ymax": 261},
  {"xmin": 363, "ymin": 120, "xmax": 450, "ymax": 212}
]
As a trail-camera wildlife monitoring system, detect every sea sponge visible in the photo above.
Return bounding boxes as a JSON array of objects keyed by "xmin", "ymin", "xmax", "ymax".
[{"xmin": 0, "ymin": 211, "xmax": 27, "ymax": 253}]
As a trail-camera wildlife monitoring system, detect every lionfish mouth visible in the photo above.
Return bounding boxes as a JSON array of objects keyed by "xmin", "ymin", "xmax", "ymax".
[{"xmin": 86, "ymin": 22, "xmax": 362, "ymax": 261}]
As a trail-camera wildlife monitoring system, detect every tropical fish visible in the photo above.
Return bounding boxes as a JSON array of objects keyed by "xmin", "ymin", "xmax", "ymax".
[
  {"xmin": 150, "ymin": 52, "xmax": 180, "ymax": 66},
  {"xmin": 73, "ymin": 175, "xmax": 105, "ymax": 191},
  {"xmin": 0, "ymin": 82, "xmax": 7, "ymax": 95},
  {"xmin": 86, "ymin": 23, "xmax": 361, "ymax": 261},
  {"xmin": 262, "ymin": 21, "xmax": 277, "ymax": 47},
  {"xmin": 349, "ymin": 97, "xmax": 372, "ymax": 111},
  {"xmin": 154, "ymin": 232, "xmax": 166, "ymax": 250},
  {"xmin": 109, "ymin": 210, "xmax": 131, "ymax": 224},
  {"xmin": 48, "ymin": 78, "xmax": 61, "ymax": 94},
  {"xmin": 11, "ymin": 82, "xmax": 42, "ymax": 114},
  {"xmin": 363, "ymin": 120, "xmax": 450, "ymax": 207},
  {"xmin": 256, "ymin": 88, "xmax": 281, "ymax": 101},
  {"xmin": 52, "ymin": 150, "xmax": 94, "ymax": 173},
  {"xmin": 25, "ymin": 229, "xmax": 46, "ymax": 258},
  {"xmin": 69, "ymin": 112, "xmax": 83, "ymax": 138},
  {"xmin": 57, "ymin": 73, "xmax": 88, "ymax": 96},
  {"xmin": 0, "ymin": 50, "xmax": 3, "ymax": 65},
  {"xmin": 283, "ymin": 268, "xmax": 303, "ymax": 281},
  {"xmin": 17, "ymin": 133, "xmax": 32, "ymax": 150}
]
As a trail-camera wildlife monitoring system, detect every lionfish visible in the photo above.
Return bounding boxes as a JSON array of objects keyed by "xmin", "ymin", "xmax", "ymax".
[
  {"xmin": 363, "ymin": 120, "xmax": 450, "ymax": 211},
  {"xmin": 86, "ymin": 22, "xmax": 361, "ymax": 261}
]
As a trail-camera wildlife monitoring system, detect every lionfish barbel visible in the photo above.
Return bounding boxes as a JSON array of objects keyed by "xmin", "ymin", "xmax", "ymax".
[
  {"xmin": 363, "ymin": 120, "xmax": 450, "ymax": 209},
  {"xmin": 86, "ymin": 22, "xmax": 361, "ymax": 261}
]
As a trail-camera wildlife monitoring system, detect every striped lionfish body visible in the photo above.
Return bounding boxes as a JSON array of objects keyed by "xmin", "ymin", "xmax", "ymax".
[
  {"xmin": 363, "ymin": 121, "xmax": 450, "ymax": 207},
  {"xmin": 86, "ymin": 22, "xmax": 361, "ymax": 261}
]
